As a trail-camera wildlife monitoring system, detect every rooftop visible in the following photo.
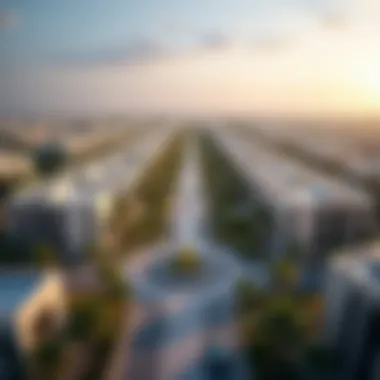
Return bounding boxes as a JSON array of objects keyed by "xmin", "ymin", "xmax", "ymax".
[
  {"xmin": 11, "ymin": 130, "xmax": 171, "ymax": 207},
  {"xmin": 216, "ymin": 129, "xmax": 371, "ymax": 208}
]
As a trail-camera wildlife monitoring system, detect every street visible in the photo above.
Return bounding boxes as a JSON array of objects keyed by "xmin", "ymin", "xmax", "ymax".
[{"xmin": 124, "ymin": 134, "xmax": 251, "ymax": 380}]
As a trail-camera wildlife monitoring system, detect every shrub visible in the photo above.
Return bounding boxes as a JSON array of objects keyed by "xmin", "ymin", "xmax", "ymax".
[
  {"xmin": 235, "ymin": 277, "xmax": 264, "ymax": 314},
  {"xmin": 170, "ymin": 247, "xmax": 202, "ymax": 275},
  {"xmin": 272, "ymin": 258, "xmax": 299, "ymax": 290}
]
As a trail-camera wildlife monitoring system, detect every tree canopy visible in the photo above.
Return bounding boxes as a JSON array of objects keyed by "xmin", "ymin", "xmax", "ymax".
[{"xmin": 33, "ymin": 142, "xmax": 68, "ymax": 177}]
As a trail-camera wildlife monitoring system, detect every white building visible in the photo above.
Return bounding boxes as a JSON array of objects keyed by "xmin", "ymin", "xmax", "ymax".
[
  {"xmin": 213, "ymin": 129, "xmax": 376, "ymax": 266},
  {"xmin": 6, "ymin": 129, "xmax": 175, "ymax": 264},
  {"xmin": 323, "ymin": 241, "xmax": 380, "ymax": 380}
]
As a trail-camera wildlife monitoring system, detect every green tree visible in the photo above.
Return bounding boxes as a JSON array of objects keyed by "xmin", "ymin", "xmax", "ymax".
[
  {"xmin": 253, "ymin": 343, "xmax": 301, "ymax": 380},
  {"xmin": 29, "ymin": 309, "xmax": 65, "ymax": 380},
  {"xmin": 272, "ymin": 257, "xmax": 299, "ymax": 291},
  {"xmin": 33, "ymin": 142, "xmax": 68, "ymax": 177},
  {"xmin": 171, "ymin": 247, "xmax": 202, "ymax": 275},
  {"xmin": 66, "ymin": 299, "xmax": 99, "ymax": 341},
  {"xmin": 257, "ymin": 300, "xmax": 305, "ymax": 351},
  {"xmin": 29, "ymin": 339, "xmax": 64, "ymax": 380},
  {"xmin": 34, "ymin": 243, "xmax": 59, "ymax": 268},
  {"xmin": 305, "ymin": 344, "xmax": 340, "ymax": 378},
  {"xmin": 235, "ymin": 277, "xmax": 264, "ymax": 314},
  {"xmin": 253, "ymin": 298, "xmax": 306, "ymax": 380},
  {"xmin": 101, "ymin": 263, "xmax": 129, "ymax": 300}
]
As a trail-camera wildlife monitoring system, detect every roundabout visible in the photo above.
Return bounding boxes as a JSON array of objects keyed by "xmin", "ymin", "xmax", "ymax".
[
  {"xmin": 133, "ymin": 241, "xmax": 244, "ymax": 304},
  {"xmin": 125, "ymin": 134, "xmax": 251, "ymax": 380}
]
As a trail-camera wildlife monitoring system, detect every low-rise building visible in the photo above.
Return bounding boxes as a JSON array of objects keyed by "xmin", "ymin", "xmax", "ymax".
[
  {"xmin": 0, "ymin": 270, "xmax": 66, "ymax": 379},
  {"xmin": 5, "ymin": 129, "xmax": 174, "ymax": 265},
  {"xmin": 214, "ymin": 129, "xmax": 376, "ymax": 267},
  {"xmin": 323, "ymin": 241, "xmax": 380, "ymax": 380}
]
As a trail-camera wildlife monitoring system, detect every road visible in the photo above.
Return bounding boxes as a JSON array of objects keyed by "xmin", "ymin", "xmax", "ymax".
[{"xmin": 125, "ymin": 133, "xmax": 252, "ymax": 380}]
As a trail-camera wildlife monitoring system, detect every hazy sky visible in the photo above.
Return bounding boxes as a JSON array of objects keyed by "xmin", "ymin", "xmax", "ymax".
[{"xmin": 1, "ymin": 0, "xmax": 380, "ymax": 117}]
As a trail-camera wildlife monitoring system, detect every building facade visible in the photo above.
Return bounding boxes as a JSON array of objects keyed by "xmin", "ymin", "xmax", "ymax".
[{"xmin": 323, "ymin": 243, "xmax": 380, "ymax": 380}]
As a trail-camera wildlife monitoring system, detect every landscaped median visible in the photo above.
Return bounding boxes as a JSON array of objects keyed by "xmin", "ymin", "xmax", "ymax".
[
  {"xmin": 112, "ymin": 131, "xmax": 185, "ymax": 254},
  {"xmin": 199, "ymin": 132, "xmax": 272, "ymax": 261}
]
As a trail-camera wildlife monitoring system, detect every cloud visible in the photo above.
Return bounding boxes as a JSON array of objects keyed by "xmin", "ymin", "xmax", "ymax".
[
  {"xmin": 200, "ymin": 33, "xmax": 232, "ymax": 50},
  {"xmin": 161, "ymin": 15, "xmax": 188, "ymax": 35},
  {"xmin": 55, "ymin": 33, "xmax": 236, "ymax": 68},
  {"xmin": 0, "ymin": 9, "xmax": 19, "ymax": 30},
  {"xmin": 57, "ymin": 38, "xmax": 171, "ymax": 67},
  {"xmin": 321, "ymin": 12, "xmax": 348, "ymax": 29},
  {"xmin": 329, "ymin": 0, "xmax": 380, "ymax": 24},
  {"xmin": 251, "ymin": 35, "xmax": 294, "ymax": 52}
]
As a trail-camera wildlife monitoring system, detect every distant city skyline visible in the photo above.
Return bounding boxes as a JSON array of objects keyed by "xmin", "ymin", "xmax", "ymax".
[{"xmin": 1, "ymin": 0, "xmax": 380, "ymax": 118}]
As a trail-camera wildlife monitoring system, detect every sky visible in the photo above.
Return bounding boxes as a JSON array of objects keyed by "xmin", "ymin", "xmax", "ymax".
[{"xmin": 1, "ymin": 0, "xmax": 380, "ymax": 118}]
